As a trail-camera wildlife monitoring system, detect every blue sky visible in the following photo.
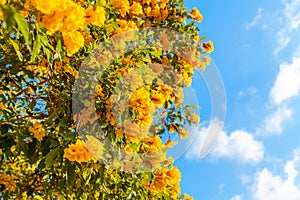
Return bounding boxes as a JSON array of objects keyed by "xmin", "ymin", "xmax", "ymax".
[{"xmin": 175, "ymin": 0, "xmax": 300, "ymax": 199}]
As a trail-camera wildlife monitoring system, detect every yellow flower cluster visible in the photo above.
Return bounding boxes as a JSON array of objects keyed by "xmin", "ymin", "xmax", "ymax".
[
  {"xmin": 0, "ymin": 174, "xmax": 16, "ymax": 192},
  {"xmin": 142, "ymin": 166, "xmax": 181, "ymax": 199},
  {"xmin": 203, "ymin": 40, "xmax": 214, "ymax": 53},
  {"xmin": 189, "ymin": 113, "xmax": 200, "ymax": 124},
  {"xmin": 63, "ymin": 140, "xmax": 93, "ymax": 162},
  {"xmin": 111, "ymin": 0, "xmax": 129, "ymax": 17},
  {"xmin": 30, "ymin": 0, "xmax": 106, "ymax": 55},
  {"xmin": 111, "ymin": 0, "xmax": 171, "ymax": 29},
  {"xmin": 129, "ymin": 87, "xmax": 154, "ymax": 127},
  {"xmin": 190, "ymin": 7, "xmax": 203, "ymax": 22},
  {"xmin": 28, "ymin": 121, "xmax": 45, "ymax": 141},
  {"xmin": 151, "ymin": 85, "xmax": 172, "ymax": 107},
  {"xmin": 178, "ymin": 127, "xmax": 189, "ymax": 139}
]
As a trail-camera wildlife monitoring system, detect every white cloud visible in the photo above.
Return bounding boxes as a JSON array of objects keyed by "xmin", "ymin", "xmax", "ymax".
[
  {"xmin": 246, "ymin": 8, "xmax": 263, "ymax": 30},
  {"xmin": 239, "ymin": 86, "xmax": 257, "ymax": 98},
  {"xmin": 264, "ymin": 105, "xmax": 292, "ymax": 135},
  {"xmin": 270, "ymin": 57, "xmax": 300, "ymax": 105},
  {"xmin": 252, "ymin": 149, "xmax": 300, "ymax": 200},
  {"xmin": 186, "ymin": 120, "xmax": 265, "ymax": 164},
  {"xmin": 212, "ymin": 130, "xmax": 264, "ymax": 163},
  {"xmin": 230, "ymin": 195, "xmax": 244, "ymax": 200}
]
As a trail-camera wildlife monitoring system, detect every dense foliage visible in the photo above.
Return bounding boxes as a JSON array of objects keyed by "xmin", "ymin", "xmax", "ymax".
[{"xmin": 0, "ymin": 0, "xmax": 213, "ymax": 199}]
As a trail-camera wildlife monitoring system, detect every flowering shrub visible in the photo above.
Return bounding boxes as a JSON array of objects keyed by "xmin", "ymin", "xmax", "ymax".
[{"xmin": 0, "ymin": 0, "xmax": 213, "ymax": 199}]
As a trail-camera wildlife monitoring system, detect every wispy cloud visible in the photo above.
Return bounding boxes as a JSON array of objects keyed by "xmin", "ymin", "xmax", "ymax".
[
  {"xmin": 230, "ymin": 195, "xmax": 244, "ymax": 200},
  {"xmin": 238, "ymin": 86, "xmax": 257, "ymax": 98},
  {"xmin": 274, "ymin": 0, "xmax": 300, "ymax": 54},
  {"xmin": 263, "ymin": 105, "xmax": 292, "ymax": 135},
  {"xmin": 246, "ymin": 8, "xmax": 263, "ymax": 30}
]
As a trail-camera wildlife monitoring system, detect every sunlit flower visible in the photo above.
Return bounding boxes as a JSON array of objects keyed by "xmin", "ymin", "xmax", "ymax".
[
  {"xmin": 64, "ymin": 140, "xmax": 93, "ymax": 162},
  {"xmin": 130, "ymin": 2, "xmax": 143, "ymax": 16},
  {"xmin": 190, "ymin": 7, "xmax": 203, "ymax": 22},
  {"xmin": 189, "ymin": 113, "xmax": 200, "ymax": 124},
  {"xmin": 85, "ymin": 6, "xmax": 106, "ymax": 27},
  {"xmin": 62, "ymin": 31, "xmax": 85, "ymax": 56},
  {"xmin": 178, "ymin": 127, "xmax": 189, "ymax": 139},
  {"xmin": 202, "ymin": 40, "xmax": 214, "ymax": 53},
  {"xmin": 30, "ymin": 0, "xmax": 58, "ymax": 14},
  {"xmin": 0, "ymin": 174, "xmax": 16, "ymax": 192},
  {"xmin": 29, "ymin": 121, "xmax": 45, "ymax": 141},
  {"xmin": 112, "ymin": 0, "xmax": 129, "ymax": 17}
]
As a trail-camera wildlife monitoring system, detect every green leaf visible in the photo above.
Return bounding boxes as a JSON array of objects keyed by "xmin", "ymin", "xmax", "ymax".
[
  {"xmin": 67, "ymin": 163, "xmax": 76, "ymax": 185},
  {"xmin": 49, "ymin": 139, "xmax": 59, "ymax": 148},
  {"xmin": 100, "ymin": 121, "xmax": 109, "ymax": 128},
  {"xmin": 30, "ymin": 34, "xmax": 42, "ymax": 62},
  {"xmin": 13, "ymin": 9, "xmax": 29, "ymax": 43},
  {"xmin": 10, "ymin": 39, "xmax": 23, "ymax": 61},
  {"xmin": 45, "ymin": 146, "xmax": 60, "ymax": 168}
]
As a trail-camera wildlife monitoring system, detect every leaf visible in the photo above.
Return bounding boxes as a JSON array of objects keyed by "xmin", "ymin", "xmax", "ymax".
[
  {"xmin": 67, "ymin": 164, "xmax": 76, "ymax": 185},
  {"xmin": 13, "ymin": 9, "xmax": 29, "ymax": 43},
  {"xmin": 45, "ymin": 147, "xmax": 60, "ymax": 168},
  {"xmin": 10, "ymin": 39, "xmax": 23, "ymax": 61},
  {"xmin": 30, "ymin": 34, "xmax": 42, "ymax": 62},
  {"xmin": 100, "ymin": 121, "xmax": 109, "ymax": 128},
  {"xmin": 34, "ymin": 195, "xmax": 44, "ymax": 200}
]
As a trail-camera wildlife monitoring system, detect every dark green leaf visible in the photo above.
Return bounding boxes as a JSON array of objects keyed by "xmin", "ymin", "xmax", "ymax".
[
  {"xmin": 45, "ymin": 146, "xmax": 60, "ymax": 168},
  {"xmin": 67, "ymin": 163, "xmax": 76, "ymax": 185}
]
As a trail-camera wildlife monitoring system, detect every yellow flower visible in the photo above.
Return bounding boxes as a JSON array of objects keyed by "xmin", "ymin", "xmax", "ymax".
[
  {"xmin": 64, "ymin": 64, "xmax": 78, "ymax": 77},
  {"xmin": 40, "ymin": 10, "xmax": 65, "ymax": 34},
  {"xmin": 84, "ymin": 135, "xmax": 104, "ymax": 160},
  {"xmin": 29, "ymin": 121, "xmax": 45, "ymax": 141},
  {"xmin": 62, "ymin": 31, "xmax": 85, "ymax": 56},
  {"xmin": 85, "ymin": 6, "xmax": 106, "ymax": 27},
  {"xmin": 168, "ymin": 123, "xmax": 178, "ymax": 133},
  {"xmin": 61, "ymin": 2, "xmax": 86, "ymax": 33},
  {"xmin": 0, "ymin": 102, "xmax": 5, "ymax": 110},
  {"xmin": 112, "ymin": 0, "xmax": 129, "ymax": 17},
  {"xmin": 142, "ymin": 166, "xmax": 181, "ymax": 197},
  {"xmin": 151, "ymin": 90, "xmax": 166, "ymax": 106},
  {"xmin": 116, "ymin": 19, "xmax": 137, "ymax": 32},
  {"xmin": 130, "ymin": 2, "xmax": 143, "ymax": 16},
  {"xmin": 172, "ymin": 87, "xmax": 184, "ymax": 104},
  {"xmin": 183, "ymin": 194, "xmax": 194, "ymax": 200},
  {"xmin": 178, "ymin": 127, "xmax": 188, "ymax": 139},
  {"xmin": 0, "ymin": 174, "xmax": 16, "ymax": 192},
  {"xmin": 0, "ymin": 0, "xmax": 6, "ymax": 19},
  {"xmin": 191, "ymin": 7, "xmax": 203, "ymax": 22},
  {"xmin": 123, "ymin": 120, "xmax": 149, "ymax": 138},
  {"xmin": 203, "ymin": 40, "xmax": 214, "ymax": 53},
  {"xmin": 202, "ymin": 56, "xmax": 211, "ymax": 65},
  {"xmin": 30, "ymin": 0, "xmax": 59, "ymax": 14},
  {"xmin": 64, "ymin": 140, "xmax": 93, "ymax": 162},
  {"xmin": 142, "ymin": 135, "xmax": 163, "ymax": 152},
  {"xmin": 189, "ymin": 113, "xmax": 200, "ymax": 124}
]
